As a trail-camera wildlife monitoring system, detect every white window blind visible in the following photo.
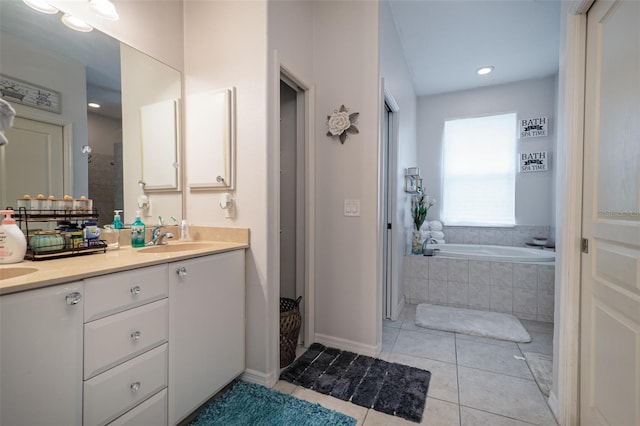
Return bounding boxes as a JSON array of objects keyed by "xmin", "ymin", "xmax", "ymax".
[{"xmin": 441, "ymin": 113, "xmax": 516, "ymax": 226}]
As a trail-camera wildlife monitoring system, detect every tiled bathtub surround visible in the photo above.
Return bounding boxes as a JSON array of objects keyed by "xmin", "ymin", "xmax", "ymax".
[
  {"xmin": 404, "ymin": 255, "xmax": 555, "ymax": 322},
  {"xmin": 442, "ymin": 225, "xmax": 552, "ymax": 247}
]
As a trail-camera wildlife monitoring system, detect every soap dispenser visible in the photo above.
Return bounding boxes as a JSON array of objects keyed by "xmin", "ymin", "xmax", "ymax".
[
  {"xmin": 131, "ymin": 210, "xmax": 146, "ymax": 248},
  {"xmin": 112, "ymin": 210, "xmax": 124, "ymax": 229},
  {"xmin": 0, "ymin": 210, "xmax": 27, "ymax": 264}
]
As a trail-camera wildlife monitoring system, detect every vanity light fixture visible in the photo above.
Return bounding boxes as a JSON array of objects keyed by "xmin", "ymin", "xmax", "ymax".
[
  {"xmin": 22, "ymin": 0, "xmax": 59, "ymax": 14},
  {"xmin": 476, "ymin": 66, "xmax": 494, "ymax": 76},
  {"xmin": 88, "ymin": 102, "xmax": 101, "ymax": 109},
  {"xmin": 61, "ymin": 13, "xmax": 93, "ymax": 32},
  {"xmin": 89, "ymin": 0, "xmax": 119, "ymax": 21}
]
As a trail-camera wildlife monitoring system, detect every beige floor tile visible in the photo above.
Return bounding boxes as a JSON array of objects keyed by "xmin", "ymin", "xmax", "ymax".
[
  {"xmin": 384, "ymin": 352, "xmax": 458, "ymax": 404},
  {"xmin": 272, "ymin": 380, "xmax": 296, "ymax": 394},
  {"xmin": 393, "ymin": 329, "xmax": 457, "ymax": 363},
  {"xmin": 421, "ymin": 398, "xmax": 460, "ymax": 426},
  {"xmin": 460, "ymin": 406, "xmax": 538, "ymax": 426},
  {"xmin": 292, "ymin": 387, "xmax": 368, "ymax": 425}
]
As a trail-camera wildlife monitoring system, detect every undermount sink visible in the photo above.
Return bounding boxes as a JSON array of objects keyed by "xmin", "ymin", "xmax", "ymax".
[
  {"xmin": 136, "ymin": 242, "xmax": 215, "ymax": 254},
  {"xmin": 0, "ymin": 266, "xmax": 39, "ymax": 279}
]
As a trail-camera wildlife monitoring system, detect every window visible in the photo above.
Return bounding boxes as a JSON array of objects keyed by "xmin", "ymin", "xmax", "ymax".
[{"xmin": 441, "ymin": 113, "xmax": 516, "ymax": 226}]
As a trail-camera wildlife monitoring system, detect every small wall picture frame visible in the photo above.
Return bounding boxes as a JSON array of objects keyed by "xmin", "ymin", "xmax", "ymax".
[{"xmin": 0, "ymin": 74, "xmax": 61, "ymax": 113}]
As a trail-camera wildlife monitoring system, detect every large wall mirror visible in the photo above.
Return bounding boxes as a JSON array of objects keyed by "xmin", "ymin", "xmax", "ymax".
[{"xmin": 0, "ymin": 0, "xmax": 182, "ymax": 225}]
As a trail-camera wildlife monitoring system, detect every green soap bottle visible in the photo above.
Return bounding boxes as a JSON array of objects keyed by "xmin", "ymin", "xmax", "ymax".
[
  {"xmin": 113, "ymin": 210, "xmax": 124, "ymax": 229},
  {"xmin": 131, "ymin": 210, "xmax": 146, "ymax": 248}
]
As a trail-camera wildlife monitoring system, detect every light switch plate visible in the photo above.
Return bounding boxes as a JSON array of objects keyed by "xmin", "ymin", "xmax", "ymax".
[{"xmin": 344, "ymin": 199, "xmax": 360, "ymax": 217}]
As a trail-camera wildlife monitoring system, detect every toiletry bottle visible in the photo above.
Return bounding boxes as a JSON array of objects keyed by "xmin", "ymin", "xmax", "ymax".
[
  {"xmin": 113, "ymin": 210, "xmax": 124, "ymax": 229},
  {"xmin": 131, "ymin": 210, "xmax": 146, "ymax": 248},
  {"xmin": 0, "ymin": 210, "xmax": 27, "ymax": 264},
  {"xmin": 179, "ymin": 219, "xmax": 191, "ymax": 241}
]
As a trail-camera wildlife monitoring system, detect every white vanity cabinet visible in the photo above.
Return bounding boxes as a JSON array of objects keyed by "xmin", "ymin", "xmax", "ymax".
[
  {"xmin": 169, "ymin": 250, "xmax": 245, "ymax": 425},
  {"xmin": 0, "ymin": 281, "xmax": 84, "ymax": 426},
  {"xmin": 83, "ymin": 265, "xmax": 169, "ymax": 426}
]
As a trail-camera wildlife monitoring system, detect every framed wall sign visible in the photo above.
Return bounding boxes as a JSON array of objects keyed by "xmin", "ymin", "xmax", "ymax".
[
  {"xmin": 0, "ymin": 74, "xmax": 61, "ymax": 113},
  {"xmin": 519, "ymin": 151, "xmax": 549, "ymax": 173},
  {"xmin": 519, "ymin": 116, "xmax": 548, "ymax": 139}
]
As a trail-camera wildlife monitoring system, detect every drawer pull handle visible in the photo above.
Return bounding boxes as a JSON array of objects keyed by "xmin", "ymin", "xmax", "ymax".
[
  {"xmin": 131, "ymin": 331, "xmax": 142, "ymax": 341},
  {"xmin": 130, "ymin": 285, "xmax": 141, "ymax": 295},
  {"xmin": 130, "ymin": 381, "xmax": 141, "ymax": 392},
  {"xmin": 65, "ymin": 292, "xmax": 82, "ymax": 305},
  {"xmin": 176, "ymin": 267, "xmax": 187, "ymax": 277}
]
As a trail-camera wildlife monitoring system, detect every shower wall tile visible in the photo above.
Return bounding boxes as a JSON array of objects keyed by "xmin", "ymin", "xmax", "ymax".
[
  {"xmin": 463, "ymin": 228, "xmax": 481, "ymax": 244},
  {"xmin": 513, "ymin": 264, "xmax": 538, "ymax": 289},
  {"xmin": 514, "ymin": 311, "xmax": 538, "ymax": 321},
  {"xmin": 428, "ymin": 280, "xmax": 448, "ymax": 304},
  {"xmin": 445, "ymin": 227, "xmax": 464, "ymax": 243},
  {"xmin": 429, "ymin": 258, "xmax": 449, "ymax": 281},
  {"xmin": 448, "ymin": 259, "xmax": 469, "ymax": 282},
  {"xmin": 447, "ymin": 281, "xmax": 469, "ymax": 306},
  {"xmin": 513, "ymin": 288, "xmax": 538, "ymax": 315},
  {"xmin": 491, "ymin": 262, "xmax": 513, "ymax": 288},
  {"xmin": 469, "ymin": 261, "xmax": 491, "ymax": 285},
  {"xmin": 494, "ymin": 229, "xmax": 514, "ymax": 246},
  {"xmin": 490, "ymin": 286, "xmax": 513, "ymax": 313},
  {"xmin": 538, "ymin": 291, "xmax": 554, "ymax": 320},
  {"xmin": 413, "ymin": 279, "xmax": 429, "ymax": 303},
  {"xmin": 468, "ymin": 283, "xmax": 491, "ymax": 310}
]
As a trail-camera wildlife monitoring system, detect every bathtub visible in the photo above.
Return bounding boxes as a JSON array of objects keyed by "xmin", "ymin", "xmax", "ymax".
[
  {"xmin": 431, "ymin": 243, "xmax": 555, "ymax": 263},
  {"xmin": 404, "ymin": 243, "xmax": 556, "ymax": 322}
]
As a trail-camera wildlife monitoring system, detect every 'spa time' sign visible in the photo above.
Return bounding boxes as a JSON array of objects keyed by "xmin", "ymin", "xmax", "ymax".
[
  {"xmin": 520, "ymin": 116, "xmax": 548, "ymax": 138},
  {"xmin": 520, "ymin": 151, "xmax": 549, "ymax": 173}
]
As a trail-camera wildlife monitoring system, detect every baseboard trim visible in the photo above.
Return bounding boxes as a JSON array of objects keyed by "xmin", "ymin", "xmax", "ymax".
[
  {"xmin": 241, "ymin": 368, "xmax": 278, "ymax": 388},
  {"xmin": 548, "ymin": 390, "xmax": 559, "ymax": 420},
  {"xmin": 314, "ymin": 333, "xmax": 380, "ymax": 357}
]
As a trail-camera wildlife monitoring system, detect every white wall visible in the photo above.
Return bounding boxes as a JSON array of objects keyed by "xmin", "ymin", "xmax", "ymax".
[
  {"xmin": 417, "ymin": 76, "xmax": 558, "ymax": 227},
  {"xmin": 183, "ymin": 0, "xmax": 271, "ymax": 380},
  {"xmin": 379, "ymin": 0, "xmax": 418, "ymax": 319},
  {"xmin": 312, "ymin": 0, "xmax": 380, "ymax": 353}
]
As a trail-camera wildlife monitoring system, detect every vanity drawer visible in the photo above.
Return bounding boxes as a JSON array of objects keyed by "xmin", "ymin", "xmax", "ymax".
[
  {"xmin": 107, "ymin": 388, "xmax": 167, "ymax": 426},
  {"xmin": 84, "ymin": 264, "xmax": 169, "ymax": 321},
  {"xmin": 84, "ymin": 344, "xmax": 168, "ymax": 426},
  {"xmin": 85, "ymin": 299, "xmax": 168, "ymax": 380}
]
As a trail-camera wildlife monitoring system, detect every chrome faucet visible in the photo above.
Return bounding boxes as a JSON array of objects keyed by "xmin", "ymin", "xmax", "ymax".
[
  {"xmin": 422, "ymin": 238, "xmax": 440, "ymax": 256},
  {"xmin": 147, "ymin": 216, "xmax": 174, "ymax": 245}
]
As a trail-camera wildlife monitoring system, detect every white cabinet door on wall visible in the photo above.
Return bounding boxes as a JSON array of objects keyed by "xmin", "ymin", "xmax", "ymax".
[
  {"xmin": 0, "ymin": 282, "xmax": 84, "ymax": 426},
  {"xmin": 168, "ymin": 251, "xmax": 245, "ymax": 425}
]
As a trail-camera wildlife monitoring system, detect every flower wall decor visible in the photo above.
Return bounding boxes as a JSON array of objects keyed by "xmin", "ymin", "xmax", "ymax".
[{"xmin": 326, "ymin": 104, "xmax": 359, "ymax": 144}]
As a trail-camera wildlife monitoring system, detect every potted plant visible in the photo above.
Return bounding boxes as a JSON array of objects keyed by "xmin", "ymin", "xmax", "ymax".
[{"xmin": 411, "ymin": 192, "xmax": 436, "ymax": 254}]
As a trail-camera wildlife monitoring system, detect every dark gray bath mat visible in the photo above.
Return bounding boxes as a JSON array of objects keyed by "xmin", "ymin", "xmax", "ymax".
[
  {"xmin": 415, "ymin": 303, "xmax": 531, "ymax": 342},
  {"xmin": 280, "ymin": 343, "xmax": 431, "ymax": 423}
]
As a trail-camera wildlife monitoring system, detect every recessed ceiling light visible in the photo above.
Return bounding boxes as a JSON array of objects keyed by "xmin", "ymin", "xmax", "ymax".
[
  {"xmin": 88, "ymin": 102, "xmax": 101, "ymax": 109},
  {"xmin": 22, "ymin": 0, "xmax": 59, "ymax": 14},
  {"xmin": 61, "ymin": 13, "xmax": 93, "ymax": 32},
  {"xmin": 477, "ymin": 66, "xmax": 494, "ymax": 76},
  {"xmin": 89, "ymin": 0, "xmax": 119, "ymax": 21}
]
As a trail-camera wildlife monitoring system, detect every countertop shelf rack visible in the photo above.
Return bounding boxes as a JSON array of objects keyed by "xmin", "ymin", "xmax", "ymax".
[{"xmin": 14, "ymin": 207, "xmax": 106, "ymax": 261}]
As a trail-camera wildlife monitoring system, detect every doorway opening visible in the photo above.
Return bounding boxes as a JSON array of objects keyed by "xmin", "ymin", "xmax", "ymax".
[{"xmin": 279, "ymin": 74, "xmax": 307, "ymax": 351}]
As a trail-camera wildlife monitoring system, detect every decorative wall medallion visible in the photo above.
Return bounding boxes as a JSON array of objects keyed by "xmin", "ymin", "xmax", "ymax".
[
  {"xmin": 0, "ymin": 74, "xmax": 61, "ymax": 113},
  {"xmin": 326, "ymin": 104, "xmax": 359, "ymax": 144}
]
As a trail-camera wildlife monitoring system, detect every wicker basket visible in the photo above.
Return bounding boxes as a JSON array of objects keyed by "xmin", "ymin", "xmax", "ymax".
[{"xmin": 280, "ymin": 296, "xmax": 302, "ymax": 368}]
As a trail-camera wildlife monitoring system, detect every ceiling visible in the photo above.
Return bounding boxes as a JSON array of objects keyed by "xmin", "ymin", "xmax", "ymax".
[{"xmin": 388, "ymin": 0, "xmax": 561, "ymax": 96}]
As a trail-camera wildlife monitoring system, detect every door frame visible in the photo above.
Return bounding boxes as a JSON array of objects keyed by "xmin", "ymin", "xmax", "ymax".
[
  {"xmin": 269, "ymin": 51, "xmax": 316, "ymax": 384},
  {"xmin": 555, "ymin": 1, "xmax": 594, "ymax": 425}
]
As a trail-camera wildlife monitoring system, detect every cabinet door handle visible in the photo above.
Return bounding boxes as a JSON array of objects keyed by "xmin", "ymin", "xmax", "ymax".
[
  {"xmin": 130, "ymin": 381, "xmax": 141, "ymax": 392},
  {"xmin": 176, "ymin": 266, "xmax": 187, "ymax": 277},
  {"xmin": 131, "ymin": 330, "xmax": 142, "ymax": 341},
  {"xmin": 65, "ymin": 292, "xmax": 82, "ymax": 305},
  {"xmin": 130, "ymin": 285, "xmax": 141, "ymax": 295}
]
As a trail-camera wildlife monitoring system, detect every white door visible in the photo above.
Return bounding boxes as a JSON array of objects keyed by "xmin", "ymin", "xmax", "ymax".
[
  {"xmin": 0, "ymin": 116, "xmax": 64, "ymax": 209},
  {"xmin": 580, "ymin": 1, "xmax": 640, "ymax": 425}
]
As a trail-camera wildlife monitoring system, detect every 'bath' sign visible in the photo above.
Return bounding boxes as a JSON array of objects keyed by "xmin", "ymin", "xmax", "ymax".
[
  {"xmin": 520, "ymin": 151, "xmax": 548, "ymax": 173},
  {"xmin": 520, "ymin": 116, "xmax": 548, "ymax": 138}
]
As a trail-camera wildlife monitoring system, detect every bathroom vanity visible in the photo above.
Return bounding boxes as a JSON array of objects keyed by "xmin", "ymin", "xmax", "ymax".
[{"xmin": 0, "ymin": 233, "xmax": 248, "ymax": 426}]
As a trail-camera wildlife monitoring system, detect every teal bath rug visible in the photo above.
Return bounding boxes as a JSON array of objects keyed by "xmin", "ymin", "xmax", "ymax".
[{"xmin": 188, "ymin": 381, "xmax": 356, "ymax": 426}]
